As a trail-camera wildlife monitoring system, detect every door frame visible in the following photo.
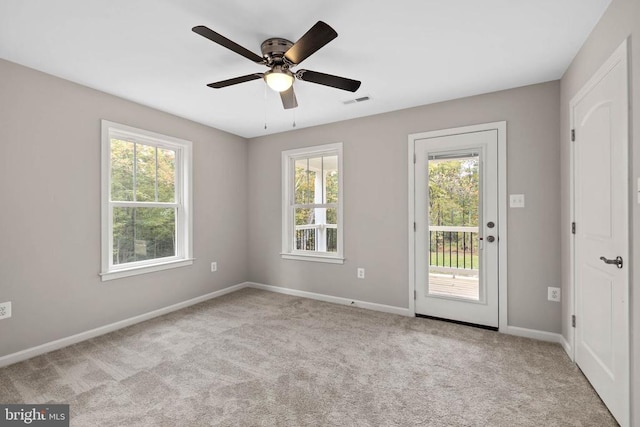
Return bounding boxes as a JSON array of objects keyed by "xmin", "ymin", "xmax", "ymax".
[
  {"xmin": 408, "ymin": 121, "xmax": 508, "ymax": 331},
  {"xmin": 569, "ymin": 38, "xmax": 629, "ymax": 363}
]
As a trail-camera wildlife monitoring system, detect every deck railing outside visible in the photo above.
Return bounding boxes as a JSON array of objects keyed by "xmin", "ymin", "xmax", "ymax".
[
  {"xmin": 429, "ymin": 225, "xmax": 479, "ymax": 277},
  {"xmin": 295, "ymin": 224, "xmax": 337, "ymax": 252}
]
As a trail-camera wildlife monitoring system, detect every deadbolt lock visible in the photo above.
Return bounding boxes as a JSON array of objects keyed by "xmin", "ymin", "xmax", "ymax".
[{"xmin": 487, "ymin": 221, "xmax": 495, "ymax": 228}]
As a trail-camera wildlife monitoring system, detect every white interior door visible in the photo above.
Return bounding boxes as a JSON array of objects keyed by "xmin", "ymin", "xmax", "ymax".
[
  {"xmin": 414, "ymin": 130, "xmax": 499, "ymax": 328},
  {"xmin": 572, "ymin": 40, "xmax": 629, "ymax": 426}
]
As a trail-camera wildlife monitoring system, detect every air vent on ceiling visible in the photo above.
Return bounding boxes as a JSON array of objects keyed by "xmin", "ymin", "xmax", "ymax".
[{"xmin": 343, "ymin": 96, "xmax": 370, "ymax": 105}]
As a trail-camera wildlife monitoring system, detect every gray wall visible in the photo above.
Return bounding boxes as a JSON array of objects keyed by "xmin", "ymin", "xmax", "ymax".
[
  {"xmin": 0, "ymin": 58, "xmax": 565, "ymax": 359},
  {"xmin": 559, "ymin": 0, "xmax": 640, "ymax": 421},
  {"xmin": 0, "ymin": 59, "xmax": 249, "ymax": 358},
  {"xmin": 248, "ymin": 81, "xmax": 561, "ymax": 333}
]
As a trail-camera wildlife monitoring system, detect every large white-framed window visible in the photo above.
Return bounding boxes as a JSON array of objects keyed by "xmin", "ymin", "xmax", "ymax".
[
  {"xmin": 100, "ymin": 120, "xmax": 193, "ymax": 281},
  {"xmin": 281, "ymin": 143, "xmax": 344, "ymax": 263}
]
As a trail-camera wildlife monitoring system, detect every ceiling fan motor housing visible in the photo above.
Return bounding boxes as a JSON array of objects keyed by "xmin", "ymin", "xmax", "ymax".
[{"xmin": 261, "ymin": 38, "xmax": 294, "ymax": 66}]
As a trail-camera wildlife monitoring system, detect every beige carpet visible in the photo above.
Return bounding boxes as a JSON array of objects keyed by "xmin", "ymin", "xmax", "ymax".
[{"xmin": 0, "ymin": 288, "xmax": 616, "ymax": 426}]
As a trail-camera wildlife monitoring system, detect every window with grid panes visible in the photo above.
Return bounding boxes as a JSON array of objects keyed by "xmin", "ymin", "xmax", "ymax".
[
  {"xmin": 101, "ymin": 120, "xmax": 193, "ymax": 280},
  {"xmin": 281, "ymin": 143, "xmax": 343, "ymax": 263}
]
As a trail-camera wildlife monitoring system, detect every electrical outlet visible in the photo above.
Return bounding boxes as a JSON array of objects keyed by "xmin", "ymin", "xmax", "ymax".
[
  {"xmin": 210, "ymin": 262, "xmax": 217, "ymax": 272},
  {"xmin": 0, "ymin": 302, "xmax": 12, "ymax": 320},
  {"xmin": 548, "ymin": 287, "xmax": 561, "ymax": 302},
  {"xmin": 357, "ymin": 268, "xmax": 365, "ymax": 279}
]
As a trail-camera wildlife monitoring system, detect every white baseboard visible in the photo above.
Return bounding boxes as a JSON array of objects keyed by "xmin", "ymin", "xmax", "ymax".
[
  {"xmin": 504, "ymin": 325, "xmax": 565, "ymax": 344},
  {"xmin": 1, "ymin": 281, "xmax": 571, "ymax": 369},
  {"xmin": 560, "ymin": 335, "xmax": 573, "ymax": 360},
  {"xmin": 246, "ymin": 282, "xmax": 413, "ymax": 317},
  {"xmin": 0, "ymin": 282, "xmax": 247, "ymax": 368},
  {"xmin": 508, "ymin": 326, "xmax": 573, "ymax": 359}
]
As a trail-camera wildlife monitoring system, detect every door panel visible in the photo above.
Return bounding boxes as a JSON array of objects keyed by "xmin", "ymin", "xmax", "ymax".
[
  {"xmin": 581, "ymin": 267, "xmax": 613, "ymax": 374},
  {"xmin": 580, "ymin": 104, "xmax": 612, "ymax": 238},
  {"xmin": 573, "ymin": 40, "xmax": 628, "ymax": 426},
  {"xmin": 415, "ymin": 130, "xmax": 498, "ymax": 327}
]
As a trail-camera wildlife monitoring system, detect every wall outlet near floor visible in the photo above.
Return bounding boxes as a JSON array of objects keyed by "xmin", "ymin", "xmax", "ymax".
[
  {"xmin": 357, "ymin": 268, "xmax": 365, "ymax": 279},
  {"xmin": 211, "ymin": 262, "xmax": 217, "ymax": 272},
  {"xmin": 548, "ymin": 287, "xmax": 561, "ymax": 302},
  {"xmin": 0, "ymin": 301, "xmax": 12, "ymax": 320}
]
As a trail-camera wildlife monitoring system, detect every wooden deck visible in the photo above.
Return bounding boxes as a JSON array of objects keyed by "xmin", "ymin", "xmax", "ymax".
[{"xmin": 429, "ymin": 273, "xmax": 479, "ymax": 300}]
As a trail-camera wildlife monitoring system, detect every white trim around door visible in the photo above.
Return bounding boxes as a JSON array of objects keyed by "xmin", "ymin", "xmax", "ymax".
[{"xmin": 408, "ymin": 121, "xmax": 507, "ymax": 331}]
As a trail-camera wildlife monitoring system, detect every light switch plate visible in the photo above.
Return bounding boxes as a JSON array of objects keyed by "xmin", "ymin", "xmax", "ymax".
[{"xmin": 510, "ymin": 194, "xmax": 525, "ymax": 208}]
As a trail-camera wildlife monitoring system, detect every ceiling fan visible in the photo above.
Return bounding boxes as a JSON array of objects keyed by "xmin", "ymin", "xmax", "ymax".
[{"xmin": 192, "ymin": 21, "xmax": 361, "ymax": 109}]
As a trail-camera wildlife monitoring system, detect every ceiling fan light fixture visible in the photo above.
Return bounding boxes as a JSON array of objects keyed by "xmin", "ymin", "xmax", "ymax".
[{"xmin": 264, "ymin": 67, "xmax": 294, "ymax": 92}]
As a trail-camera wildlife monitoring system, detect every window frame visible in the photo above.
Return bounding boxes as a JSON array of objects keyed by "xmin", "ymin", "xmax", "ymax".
[
  {"xmin": 281, "ymin": 142, "xmax": 344, "ymax": 264},
  {"xmin": 100, "ymin": 120, "xmax": 193, "ymax": 281}
]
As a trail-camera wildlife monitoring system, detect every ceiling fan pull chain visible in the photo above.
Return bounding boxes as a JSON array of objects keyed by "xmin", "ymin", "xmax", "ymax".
[
  {"xmin": 292, "ymin": 108, "xmax": 296, "ymax": 128},
  {"xmin": 264, "ymin": 83, "xmax": 268, "ymax": 130}
]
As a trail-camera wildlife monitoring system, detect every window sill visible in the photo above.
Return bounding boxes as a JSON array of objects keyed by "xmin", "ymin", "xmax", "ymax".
[
  {"xmin": 281, "ymin": 253, "xmax": 344, "ymax": 264},
  {"xmin": 100, "ymin": 258, "xmax": 194, "ymax": 281}
]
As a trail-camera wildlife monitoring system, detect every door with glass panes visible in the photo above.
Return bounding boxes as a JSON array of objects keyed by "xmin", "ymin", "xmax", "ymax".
[{"xmin": 414, "ymin": 129, "xmax": 499, "ymax": 328}]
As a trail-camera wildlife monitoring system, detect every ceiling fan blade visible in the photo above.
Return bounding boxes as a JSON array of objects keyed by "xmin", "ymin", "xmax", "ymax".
[
  {"xmin": 207, "ymin": 73, "xmax": 264, "ymax": 89},
  {"xmin": 193, "ymin": 25, "xmax": 264, "ymax": 64},
  {"xmin": 280, "ymin": 86, "xmax": 298, "ymax": 109},
  {"xmin": 296, "ymin": 70, "xmax": 361, "ymax": 92},
  {"xmin": 284, "ymin": 21, "xmax": 338, "ymax": 65}
]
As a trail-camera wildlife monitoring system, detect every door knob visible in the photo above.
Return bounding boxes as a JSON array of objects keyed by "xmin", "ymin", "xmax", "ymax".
[
  {"xmin": 599, "ymin": 256, "xmax": 623, "ymax": 269},
  {"xmin": 486, "ymin": 236, "xmax": 495, "ymax": 243}
]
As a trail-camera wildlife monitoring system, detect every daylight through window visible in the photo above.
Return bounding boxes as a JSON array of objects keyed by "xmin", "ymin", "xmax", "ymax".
[
  {"xmin": 101, "ymin": 121, "xmax": 192, "ymax": 280},
  {"xmin": 282, "ymin": 143, "xmax": 343, "ymax": 263}
]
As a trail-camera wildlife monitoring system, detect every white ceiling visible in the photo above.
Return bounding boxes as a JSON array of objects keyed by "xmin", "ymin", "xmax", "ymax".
[{"xmin": 0, "ymin": 0, "xmax": 610, "ymax": 138}]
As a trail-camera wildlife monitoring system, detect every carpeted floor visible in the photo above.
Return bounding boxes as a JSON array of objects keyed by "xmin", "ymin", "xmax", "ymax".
[{"xmin": 0, "ymin": 288, "xmax": 616, "ymax": 426}]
